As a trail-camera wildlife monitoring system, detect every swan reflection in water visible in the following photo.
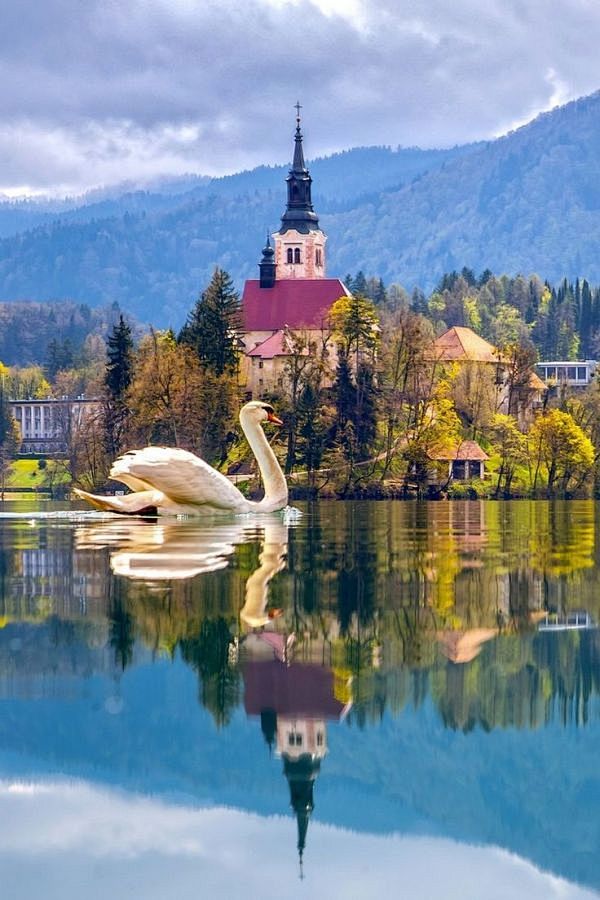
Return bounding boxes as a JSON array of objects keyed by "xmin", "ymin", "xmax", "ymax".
[{"xmin": 74, "ymin": 515, "xmax": 290, "ymax": 633}]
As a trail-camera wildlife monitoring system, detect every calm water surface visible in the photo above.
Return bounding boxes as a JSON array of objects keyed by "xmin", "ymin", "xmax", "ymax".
[{"xmin": 0, "ymin": 499, "xmax": 598, "ymax": 899}]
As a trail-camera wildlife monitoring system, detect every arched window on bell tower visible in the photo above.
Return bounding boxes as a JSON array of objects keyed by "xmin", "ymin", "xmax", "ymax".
[
  {"xmin": 294, "ymin": 248, "xmax": 301, "ymax": 264},
  {"xmin": 287, "ymin": 248, "xmax": 293, "ymax": 264}
]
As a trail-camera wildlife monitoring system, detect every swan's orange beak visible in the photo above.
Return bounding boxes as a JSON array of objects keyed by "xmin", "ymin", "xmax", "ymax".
[{"xmin": 267, "ymin": 411, "xmax": 283, "ymax": 426}]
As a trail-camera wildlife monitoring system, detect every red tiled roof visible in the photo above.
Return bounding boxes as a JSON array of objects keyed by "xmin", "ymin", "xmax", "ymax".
[
  {"xmin": 242, "ymin": 278, "xmax": 349, "ymax": 331},
  {"xmin": 247, "ymin": 330, "xmax": 290, "ymax": 358},
  {"xmin": 427, "ymin": 440, "xmax": 490, "ymax": 462},
  {"xmin": 243, "ymin": 660, "xmax": 347, "ymax": 719}
]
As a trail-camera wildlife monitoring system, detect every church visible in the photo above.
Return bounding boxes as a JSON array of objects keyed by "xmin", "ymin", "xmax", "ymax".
[{"xmin": 241, "ymin": 107, "xmax": 350, "ymax": 395}]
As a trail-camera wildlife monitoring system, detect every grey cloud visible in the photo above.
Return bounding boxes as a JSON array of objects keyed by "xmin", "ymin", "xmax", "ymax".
[{"xmin": 0, "ymin": 0, "xmax": 598, "ymax": 192}]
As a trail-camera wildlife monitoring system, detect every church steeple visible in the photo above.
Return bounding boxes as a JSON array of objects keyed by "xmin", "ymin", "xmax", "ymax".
[
  {"xmin": 272, "ymin": 104, "xmax": 327, "ymax": 279},
  {"xmin": 284, "ymin": 753, "xmax": 321, "ymax": 878},
  {"xmin": 280, "ymin": 103, "xmax": 320, "ymax": 235}
]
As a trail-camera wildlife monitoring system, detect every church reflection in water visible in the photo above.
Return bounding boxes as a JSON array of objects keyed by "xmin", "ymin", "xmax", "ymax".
[{"xmin": 242, "ymin": 647, "xmax": 350, "ymax": 873}]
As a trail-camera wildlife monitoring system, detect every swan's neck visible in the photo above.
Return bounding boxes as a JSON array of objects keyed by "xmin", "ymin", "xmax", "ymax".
[{"xmin": 240, "ymin": 410, "xmax": 288, "ymax": 510}]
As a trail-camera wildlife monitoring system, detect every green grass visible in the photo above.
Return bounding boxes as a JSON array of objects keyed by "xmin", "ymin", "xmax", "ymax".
[{"xmin": 6, "ymin": 459, "xmax": 70, "ymax": 489}]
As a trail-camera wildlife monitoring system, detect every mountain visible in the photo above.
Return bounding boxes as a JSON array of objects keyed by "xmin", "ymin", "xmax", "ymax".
[
  {"xmin": 330, "ymin": 91, "xmax": 600, "ymax": 290},
  {"xmin": 0, "ymin": 91, "xmax": 598, "ymax": 325}
]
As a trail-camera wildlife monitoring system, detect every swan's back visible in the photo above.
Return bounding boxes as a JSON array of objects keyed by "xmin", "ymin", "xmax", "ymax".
[{"xmin": 111, "ymin": 447, "xmax": 250, "ymax": 512}]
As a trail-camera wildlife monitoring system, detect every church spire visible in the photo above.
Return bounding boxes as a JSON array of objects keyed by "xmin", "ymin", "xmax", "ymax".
[
  {"xmin": 283, "ymin": 753, "xmax": 321, "ymax": 877},
  {"xmin": 279, "ymin": 103, "xmax": 320, "ymax": 235},
  {"xmin": 292, "ymin": 101, "xmax": 306, "ymax": 172},
  {"xmin": 271, "ymin": 105, "xmax": 327, "ymax": 278}
]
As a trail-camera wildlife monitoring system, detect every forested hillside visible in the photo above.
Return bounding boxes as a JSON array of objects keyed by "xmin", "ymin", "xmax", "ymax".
[
  {"xmin": 0, "ymin": 300, "xmax": 125, "ymax": 366},
  {"xmin": 0, "ymin": 145, "xmax": 471, "ymax": 325},
  {"xmin": 0, "ymin": 91, "xmax": 598, "ymax": 326}
]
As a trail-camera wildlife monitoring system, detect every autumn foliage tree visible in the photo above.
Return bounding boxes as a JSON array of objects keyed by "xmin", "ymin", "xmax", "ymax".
[
  {"xmin": 127, "ymin": 330, "xmax": 237, "ymax": 463},
  {"xmin": 529, "ymin": 409, "xmax": 594, "ymax": 496}
]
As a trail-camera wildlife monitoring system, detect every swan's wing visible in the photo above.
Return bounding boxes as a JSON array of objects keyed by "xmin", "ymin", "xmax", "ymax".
[
  {"xmin": 73, "ymin": 487, "xmax": 163, "ymax": 514},
  {"xmin": 110, "ymin": 447, "xmax": 248, "ymax": 511}
]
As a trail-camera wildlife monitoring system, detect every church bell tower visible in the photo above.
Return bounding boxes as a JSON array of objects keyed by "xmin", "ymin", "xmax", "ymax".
[{"xmin": 272, "ymin": 103, "xmax": 327, "ymax": 280}]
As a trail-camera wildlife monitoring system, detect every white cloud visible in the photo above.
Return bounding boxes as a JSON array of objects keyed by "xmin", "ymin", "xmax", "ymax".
[
  {"xmin": 0, "ymin": 0, "xmax": 598, "ymax": 193},
  {"xmin": 0, "ymin": 778, "xmax": 595, "ymax": 900}
]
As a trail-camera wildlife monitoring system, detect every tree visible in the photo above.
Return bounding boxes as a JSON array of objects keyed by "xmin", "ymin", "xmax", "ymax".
[
  {"xmin": 330, "ymin": 293, "xmax": 379, "ymax": 363},
  {"xmin": 127, "ymin": 330, "xmax": 237, "ymax": 461},
  {"xmin": 489, "ymin": 413, "xmax": 527, "ymax": 497},
  {"xmin": 354, "ymin": 360, "xmax": 378, "ymax": 460},
  {"xmin": 403, "ymin": 376, "xmax": 462, "ymax": 491},
  {"xmin": 104, "ymin": 314, "xmax": 134, "ymax": 459},
  {"xmin": 295, "ymin": 381, "xmax": 329, "ymax": 490},
  {"xmin": 180, "ymin": 618, "xmax": 240, "ymax": 728},
  {"xmin": 45, "ymin": 338, "xmax": 76, "ymax": 380},
  {"xmin": 529, "ymin": 409, "xmax": 594, "ymax": 496},
  {"xmin": 377, "ymin": 308, "xmax": 433, "ymax": 479},
  {"xmin": 179, "ymin": 268, "xmax": 241, "ymax": 376},
  {"xmin": 5, "ymin": 365, "xmax": 50, "ymax": 400},
  {"xmin": 0, "ymin": 373, "xmax": 18, "ymax": 496},
  {"xmin": 499, "ymin": 340, "xmax": 539, "ymax": 421}
]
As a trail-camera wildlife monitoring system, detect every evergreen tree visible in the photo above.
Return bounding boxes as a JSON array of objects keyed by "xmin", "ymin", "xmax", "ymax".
[
  {"xmin": 354, "ymin": 361, "xmax": 378, "ymax": 460},
  {"xmin": 352, "ymin": 270, "xmax": 368, "ymax": 295},
  {"xmin": 180, "ymin": 618, "xmax": 240, "ymax": 728},
  {"xmin": 296, "ymin": 381, "xmax": 327, "ymax": 488},
  {"xmin": 580, "ymin": 280, "xmax": 593, "ymax": 357},
  {"xmin": 104, "ymin": 314, "xmax": 134, "ymax": 459},
  {"xmin": 105, "ymin": 315, "xmax": 134, "ymax": 401},
  {"xmin": 45, "ymin": 338, "xmax": 76, "ymax": 380},
  {"xmin": 410, "ymin": 287, "xmax": 428, "ymax": 316},
  {"xmin": 179, "ymin": 268, "xmax": 241, "ymax": 376},
  {"xmin": 374, "ymin": 277, "xmax": 387, "ymax": 305},
  {"xmin": 333, "ymin": 348, "xmax": 356, "ymax": 434}
]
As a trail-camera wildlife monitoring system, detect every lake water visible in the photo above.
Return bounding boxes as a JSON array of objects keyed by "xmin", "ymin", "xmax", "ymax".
[{"xmin": 0, "ymin": 499, "xmax": 598, "ymax": 899}]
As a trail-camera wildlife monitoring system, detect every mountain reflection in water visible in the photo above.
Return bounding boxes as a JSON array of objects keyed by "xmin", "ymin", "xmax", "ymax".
[{"xmin": 0, "ymin": 499, "xmax": 598, "ymax": 897}]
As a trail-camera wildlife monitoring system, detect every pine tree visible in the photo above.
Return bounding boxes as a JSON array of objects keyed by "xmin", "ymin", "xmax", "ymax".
[
  {"xmin": 296, "ymin": 381, "xmax": 327, "ymax": 488},
  {"xmin": 179, "ymin": 268, "xmax": 241, "ymax": 376},
  {"xmin": 580, "ymin": 280, "xmax": 593, "ymax": 357},
  {"xmin": 410, "ymin": 287, "xmax": 428, "ymax": 316},
  {"xmin": 354, "ymin": 361, "xmax": 378, "ymax": 460},
  {"xmin": 105, "ymin": 315, "xmax": 134, "ymax": 401},
  {"xmin": 352, "ymin": 271, "xmax": 368, "ymax": 296},
  {"xmin": 104, "ymin": 314, "xmax": 134, "ymax": 458},
  {"xmin": 333, "ymin": 348, "xmax": 356, "ymax": 433}
]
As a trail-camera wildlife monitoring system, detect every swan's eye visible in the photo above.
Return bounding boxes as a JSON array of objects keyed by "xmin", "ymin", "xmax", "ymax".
[{"xmin": 263, "ymin": 405, "xmax": 274, "ymax": 414}]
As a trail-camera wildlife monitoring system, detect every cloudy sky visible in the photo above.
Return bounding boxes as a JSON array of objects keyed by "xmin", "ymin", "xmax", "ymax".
[
  {"xmin": 1, "ymin": 0, "xmax": 600, "ymax": 196},
  {"xmin": 0, "ymin": 778, "xmax": 595, "ymax": 899}
]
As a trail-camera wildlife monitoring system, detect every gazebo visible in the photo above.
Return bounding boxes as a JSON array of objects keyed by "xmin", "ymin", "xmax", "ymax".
[{"xmin": 427, "ymin": 440, "xmax": 490, "ymax": 482}]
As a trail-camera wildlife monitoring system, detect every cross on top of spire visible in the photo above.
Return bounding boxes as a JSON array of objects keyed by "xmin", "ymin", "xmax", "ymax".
[{"xmin": 292, "ymin": 101, "xmax": 306, "ymax": 172}]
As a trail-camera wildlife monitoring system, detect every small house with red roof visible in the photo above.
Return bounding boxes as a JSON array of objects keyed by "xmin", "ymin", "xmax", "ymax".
[{"xmin": 241, "ymin": 109, "xmax": 350, "ymax": 394}]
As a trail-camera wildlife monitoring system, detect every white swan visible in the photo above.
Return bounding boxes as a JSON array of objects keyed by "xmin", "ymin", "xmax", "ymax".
[{"xmin": 74, "ymin": 400, "xmax": 288, "ymax": 516}]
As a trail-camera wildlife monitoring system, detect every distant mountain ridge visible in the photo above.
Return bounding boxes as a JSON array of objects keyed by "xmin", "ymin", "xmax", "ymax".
[{"xmin": 0, "ymin": 91, "xmax": 598, "ymax": 326}]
